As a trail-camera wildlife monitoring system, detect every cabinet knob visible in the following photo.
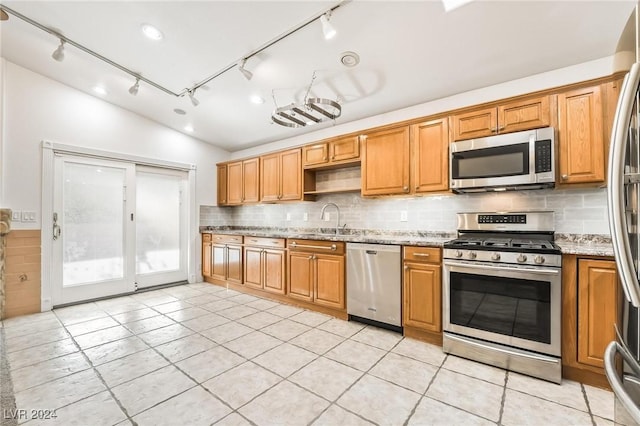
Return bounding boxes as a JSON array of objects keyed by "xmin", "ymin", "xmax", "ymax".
[
  {"xmin": 308, "ymin": 255, "xmax": 314, "ymax": 260},
  {"xmin": 561, "ymin": 174, "xmax": 568, "ymax": 181},
  {"xmin": 415, "ymin": 186, "xmax": 419, "ymax": 190},
  {"xmin": 491, "ymin": 127, "xmax": 498, "ymax": 133},
  {"xmin": 278, "ymin": 194, "xmax": 282, "ymax": 199},
  {"xmin": 403, "ymin": 186, "xmax": 409, "ymax": 192},
  {"xmin": 404, "ymin": 265, "xmax": 409, "ymax": 270},
  {"xmin": 498, "ymin": 125, "xmax": 505, "ymax": 131},
  {"xmin": 331, "ymin": 155, "xmax": 335, "ymax": 160}
]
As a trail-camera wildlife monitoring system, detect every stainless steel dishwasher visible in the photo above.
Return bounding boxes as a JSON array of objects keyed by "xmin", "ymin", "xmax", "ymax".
[{"xmin": 346, "ymin": 243, "xmax": 402, "ymax": 332}]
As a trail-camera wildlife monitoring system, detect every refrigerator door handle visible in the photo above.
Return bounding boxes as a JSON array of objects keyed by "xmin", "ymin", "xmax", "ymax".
[
  {"xmin": 604, "ymin": 341, "xmax": 640, "ymax": 424},
  {"xmin": 608, "ymin": 62, "xmax": 640, "ymax": 308}
]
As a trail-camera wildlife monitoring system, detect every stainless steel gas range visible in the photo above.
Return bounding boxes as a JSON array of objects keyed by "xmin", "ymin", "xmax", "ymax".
[{"xmin": 442, "ymin": 211, "xmax": 562, "ymax": 383}]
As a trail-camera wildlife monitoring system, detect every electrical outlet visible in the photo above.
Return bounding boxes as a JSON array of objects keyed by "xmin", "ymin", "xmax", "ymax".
[
  {"xmin": 21, "ymin": 211, "xmax": 36, "ymax": 222},
  {"xmin": 303, "ymin": 212, "xmax": 308, "ymax": 221},
  {"xmin": 400, "ymin": 211, "xmax": 408, "ymax": 222},
  {"xmin": 323, "ymin": 212, "xmax": 331, "ymax": 221},
  {"xmin": 286, "ymin": 212, "xmax": 291, "ymax": 221},
  {"xmin": 12, "ymin": 211, "xmax": 21, "ymax": 221}
]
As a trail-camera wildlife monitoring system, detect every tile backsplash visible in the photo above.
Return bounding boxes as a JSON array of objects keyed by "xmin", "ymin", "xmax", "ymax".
[{"xmin": 200, "ymin": 188, "xmax": 609, "ymax": 235}]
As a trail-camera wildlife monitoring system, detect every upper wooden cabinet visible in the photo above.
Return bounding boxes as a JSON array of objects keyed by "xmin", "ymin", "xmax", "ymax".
[
  {"xmin": 217, "ymin": 165, "xmax": 227, "ymax": 206},
  {"xmin": 411, "ymin": 118, "xmax": 449, "ymax": 193},
  {"xmin": 557, "ymin": 85, "xmax": 605, "ymax": 185},
  {"xmin": 261, "ymin": 148, "xmax": 302, "ymax": 202},
  {"xmin": 224, "ymin": 158, "xmax": 260, "ymax": 205},
  {"xmin": 302, "ymin": 136, "xmax": 360, "ymax": 168},
  {"xmin": 451, "ymin": 95, "xmax": 551, "ymax": 141},
  {"xmin": 361, "ymin": 126, "xmax": 410, "ymax": 196}
]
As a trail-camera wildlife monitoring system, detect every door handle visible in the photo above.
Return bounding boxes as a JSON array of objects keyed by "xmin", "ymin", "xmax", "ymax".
[{"xmin": 53, "ymin": 212, "xmax": 61, "ymax": 240}]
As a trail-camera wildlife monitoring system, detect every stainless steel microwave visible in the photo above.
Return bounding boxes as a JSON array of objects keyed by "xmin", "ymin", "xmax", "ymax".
[{"xmin": 449, "ymin": 127, "xmax": 555, "ymax": 193}]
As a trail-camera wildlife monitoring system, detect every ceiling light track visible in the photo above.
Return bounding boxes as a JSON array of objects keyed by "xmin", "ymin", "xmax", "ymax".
[{"xmin": 0, "ymin": 1, "xmax": 349, "ymax": 102}]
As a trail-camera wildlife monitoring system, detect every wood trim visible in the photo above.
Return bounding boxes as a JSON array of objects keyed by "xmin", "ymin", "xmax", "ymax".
[
  {"xmin": 562, "ymin": 365, "xmax": 611, "ymax": 390},
  {"xmin": 403, "ymin": 326, "xmax": 443, "ymax": 346}
]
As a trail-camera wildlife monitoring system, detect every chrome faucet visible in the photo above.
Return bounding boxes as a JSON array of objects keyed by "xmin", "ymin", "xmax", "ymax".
[{"xmin": 320, "ymin": 203, "xmax": 344, "ymax": 235}]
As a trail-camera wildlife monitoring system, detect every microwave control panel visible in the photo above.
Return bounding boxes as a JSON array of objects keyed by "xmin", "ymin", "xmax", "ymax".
[{"xmin": 535, "ymin": 140, "xmax": 553, "ymax": 173}]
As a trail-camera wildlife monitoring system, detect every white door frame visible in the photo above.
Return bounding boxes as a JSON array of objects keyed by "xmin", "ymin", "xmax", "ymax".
[{"xmin": 41, "ymin": 141, "xmax": 197, "ymax": 310}]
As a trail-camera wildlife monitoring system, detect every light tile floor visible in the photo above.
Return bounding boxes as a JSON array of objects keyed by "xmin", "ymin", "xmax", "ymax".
[{"xmin": 0, "ymin": 283, "xmax": 620, "ymax": 426}]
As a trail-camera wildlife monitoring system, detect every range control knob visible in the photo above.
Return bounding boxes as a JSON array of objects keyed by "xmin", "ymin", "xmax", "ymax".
[
  {"xmin": 468, "ymin": 251, "xmax": 477, "ymax": 260},
  {"xmin": 455, "ymin": 250, "xmax": 463, "ymax": 258},
  {"xmin": 517, "ymin": 254, "xmax": 528, "ymax": 263},
  {"xmin": 491, "ymin": 253, "xmax": 501, "ymax": 261},
  {"xmin": 534, "ymin": 255, "xmax": 545, "ymax": 264}
]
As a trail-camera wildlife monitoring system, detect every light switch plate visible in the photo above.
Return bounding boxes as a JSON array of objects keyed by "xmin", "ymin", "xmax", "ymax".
[
  {"xmin": 21, "ymin": 211, "xmax": 36, "ymax": 222},
  {"xmin": 324, "ymin": 212, "xmax": 331, "ymax": 221},
  {"xmin": 12, "ymin": 211, "xmax": 21, "ymax": 221},
  {"xmin": 303, "ymin": 213, "xmax": 308, "ymax": 221},
  {"xmin": 286, "ymin": 212, "xmax": 291, "ymax": 221},
  {"xmin": 400, "ymin": 211, "xmax": 408, "ymax": 222}
]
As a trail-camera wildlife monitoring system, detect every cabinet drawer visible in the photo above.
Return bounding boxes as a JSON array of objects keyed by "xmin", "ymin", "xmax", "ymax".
[
  {"xmin": 211, "ymin": 234, "xmax": 243, "ymax": 244},
  {"xmin": 287, "ymin": 239, "xmax": 345, "ymax": 255},
  {"xmin": 403, "ymin": 246, "xmax": 441, "ymax": 263},
  {"xmin": 244, "ymin": 237, "xmax": 285, "ymax": 249},
  {"xmin": 202, "ymin": 233, "xmax": 212, "ymax": 242}
]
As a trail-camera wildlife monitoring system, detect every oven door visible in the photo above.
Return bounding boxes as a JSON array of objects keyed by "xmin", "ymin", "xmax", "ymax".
[{"xmin": 443, "ymin": 259, "xmax": 561, "ymax": 356}]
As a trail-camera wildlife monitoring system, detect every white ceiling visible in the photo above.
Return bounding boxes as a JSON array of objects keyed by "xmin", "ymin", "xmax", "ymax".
[{"xmin": 0, "ymin": 1, "xmax": 636, "ymax": 152}]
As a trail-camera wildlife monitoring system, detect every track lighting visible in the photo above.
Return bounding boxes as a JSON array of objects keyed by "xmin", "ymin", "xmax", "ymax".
[
  {"xmin": 188, "ymin": 89, "xmax": 199, "ymax": 107},
  {"xmin": 238, "ymin": 59, "xmax": 253, "ymax": 81},
  {"xmin": 1, "ymin": 9, "xmax": 8, "ymax": 21},
  {"xmin": 51, "ymin": 39, "xmax": 65, "ymax": 62},
  {"xmin": 128, "ymin": 78, "xmax": 140, "ymax": 96},
  {"xmin": 320, "ymin": 12, "xmax": 336, "ymax": 40}
]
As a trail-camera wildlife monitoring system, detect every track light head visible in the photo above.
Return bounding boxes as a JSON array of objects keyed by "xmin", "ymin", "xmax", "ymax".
[
  {"xmin": 238, "ymin": 59, "xmax": 253, "ymax": 81},
  {"xmin": 320, "ymin": 12, "xmax": 336, "ymax": 40},
  {"xmin": 129, "ymin": 78, "xmax": 140, "ymax": 96},
  {"xmin": 52, "ymin": 39, "xmax": 65, "ymax": 62},
  {"xmin": 188, "ymin": 89, "xmax": 199, "ymax": 107},
  {"xmin": 0, "ymin": 9, "xmax": 9, "ymax": 21}
]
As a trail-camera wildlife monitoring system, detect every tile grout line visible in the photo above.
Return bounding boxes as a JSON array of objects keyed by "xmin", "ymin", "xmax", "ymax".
[
  {"xmin": 497, "ymin": 370, "xmax": 509, "ymax": 425},
  {"xmin": 580, "ymin": 383, "xmax": 598, "ymax": 426}
]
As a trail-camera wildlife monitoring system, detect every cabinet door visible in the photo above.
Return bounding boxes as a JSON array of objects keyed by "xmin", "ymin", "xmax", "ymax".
[
  {"xmin": 217, "ymin": 165, "xmax": 228, "ymax": 206},
  {"xmin": 260, "ymin": 153, "xmax": 280, "ymax": 202},
  {"xmin": 498, "ymin": 96, "xmax": 550, "ymax": 134},
  {"xmin": 412, "ymin": 118, "xmax": 449, "ymax": 193},
  {"xmin": 226, "ymin": 245, "xmax": 243, "ymax": 284},
  {"xmin": 288, "ymin": 252, "xmax": 314, "ymax": 302},
  {"xmin": 226, "ymin": 162, "xmax": 243, "ymax": 205},
  {"xmin": 361, "ymin": 126, "xmax": 410, "ymax": 196},
  {"xmin": 202, "ymin": 242, "xmax": 212, "ymax": 278},
  {"xmin": 557, "ymin": 86, "xmax": 605, "ymax": 184},
  {"xmin": 577, "ymin": 259, "xmax": 618, "ymax": 368},
  {"xmin": 403, "ymin": 262, "xmax": 441, "ymax": 332},
  {"xmin": 280, "ymin": 149, "xmax": 302, "ymax": 201},
  {"xmin": 242, "ymin": 158, "xmax": 260, "ymax": 203},
  {"xmin": 451, "ymin": 107, "xmax": 496, "ymax": 141},
  {"xmin": 211, "ymin": 244, "xmax": 227, "ymax": 281},
  {"xmin": 315, "ymin": 254, "xmax": 345, "ymax": 309},
  {"xmin": 303, "ymin": 143, "xmax": 329, "ymax": 166},
  {"xmin": 330, "ymin": 136, "xmax": 360, "ymax": 162},
  {"xmin": 264, "ymin": 249, "xmax": 286, "ymax": 295},
  {"xmin": 243, "ymin": 247, "xmax": 263, "ymax": 289}
]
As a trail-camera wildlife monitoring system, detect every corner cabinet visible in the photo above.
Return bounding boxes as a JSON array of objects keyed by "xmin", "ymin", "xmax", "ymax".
[
  {"xmin": 451, "ymin": 95, "xmax": 551, "ymax": 141},
  {"xmin": 260, "ymin": 148, "xmax": 303, "ymax": 202},
  {"xmin": 402, "ymin": 246, "xmax": 443, "ymax": 345},
  {"xmin": 361, "ymin": 126, "xmax": 410, "ymax": 196},
  {"xmin": 287, "ymin": 239, "xmax": 346, "ymax": 312},
  {"xmin": 562, "ymin": 255, "xmax": 621, "ymax": 388}
]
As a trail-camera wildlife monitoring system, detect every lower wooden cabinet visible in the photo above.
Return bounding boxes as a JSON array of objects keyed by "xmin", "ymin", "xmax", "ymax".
[
  {"xmin": 562, "ymin": 255, "xmax": 621, "ymax": 388},
  {"xmin": 205, "ymin": 234, "xmax": 243, "ymax": 285},
  {"xmin": 402, "ymin": 246, "xmax": 442, "ymax": 344},
  {"xmin": 287, "ymin": 239, "xmax": 345, "ymax": 311},
  {"xmin": 243, "ymin": 237, "xmax": 286, "ymax": 295}
]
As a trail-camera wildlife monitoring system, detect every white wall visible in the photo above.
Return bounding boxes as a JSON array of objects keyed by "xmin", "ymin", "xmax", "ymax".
[
  {"xmin": 0, "ymin": 59, "xmax": 231, "ymax": 230},
  {"xmin": 230, "ymin": 53, "xmax": 632, "ymax": 160}
]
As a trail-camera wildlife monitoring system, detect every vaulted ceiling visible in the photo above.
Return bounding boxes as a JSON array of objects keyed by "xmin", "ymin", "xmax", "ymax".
[{"xmin": 0, "ymin": 1, "xmax": 635, "ymax": 151}]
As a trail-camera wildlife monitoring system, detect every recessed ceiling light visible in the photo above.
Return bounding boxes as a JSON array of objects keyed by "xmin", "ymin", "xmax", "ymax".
[
  {"xmin": 173, "ymin": 108, "xmax": 186, "ymax": 115},
  {"xmin": 250, "ymin": 95, "xmax": 265, "ymax": 104},
  {"xmin": 93, "ymin": 86, "xmax": 107, "ymax": 95},
  {"xmin": 184, "ymin": 125, "xmax": 194, "ymax": 133},
  {"xmin": 340, "ymin": 51, "xmax": 360, "ymax": 67},
  {"xmin": 141, "ymin": 23, "xmax": 163, "ymax": 41}
]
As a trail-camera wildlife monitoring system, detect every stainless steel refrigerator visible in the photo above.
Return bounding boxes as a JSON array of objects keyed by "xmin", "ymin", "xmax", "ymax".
[{"xmin": 607, "ymin": 61, "xmax": 640, "ymax": 424}]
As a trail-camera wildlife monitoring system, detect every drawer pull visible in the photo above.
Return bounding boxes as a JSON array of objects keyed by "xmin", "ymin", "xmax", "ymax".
[
  {"xmin": 290, "ymin": 241, "xmax": 337, "ymax": 251},
  {"xmin": 250, "ymin": 239, "xmax": 258, "ymax": 243},
  {"xmin": 413, "ymin": 253, "xmax": 430, "ymax": 257}
]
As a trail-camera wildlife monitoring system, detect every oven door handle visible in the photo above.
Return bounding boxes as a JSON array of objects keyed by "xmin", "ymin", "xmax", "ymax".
[
  {"xmin": 445, "ymin": 260, "xmax": 560, "ymax": 275},
  {"xmin": 446, "ymin": 333, "xmax": 560, "ymax": 364}
]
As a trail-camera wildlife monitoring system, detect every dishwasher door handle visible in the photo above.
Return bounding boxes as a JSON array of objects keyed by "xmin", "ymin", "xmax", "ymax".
[{"xmin": 366, "ymin": 250, "xmax": 377, "ymax": 255}]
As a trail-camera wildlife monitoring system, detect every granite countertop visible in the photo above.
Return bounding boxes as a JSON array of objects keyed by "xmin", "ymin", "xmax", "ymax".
[
  {"xmin": 200, "ymin": 227, "xmax": 455, "ymax": 247},
  {"xmin": 201, "ymin": 227, "xmax": 616, "ymax": 256}
]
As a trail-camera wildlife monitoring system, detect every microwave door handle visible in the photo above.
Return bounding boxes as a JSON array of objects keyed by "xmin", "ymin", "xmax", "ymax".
[{"xmin": 608, "ymin": 62, "xmax": 640, "ymax": 308}]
